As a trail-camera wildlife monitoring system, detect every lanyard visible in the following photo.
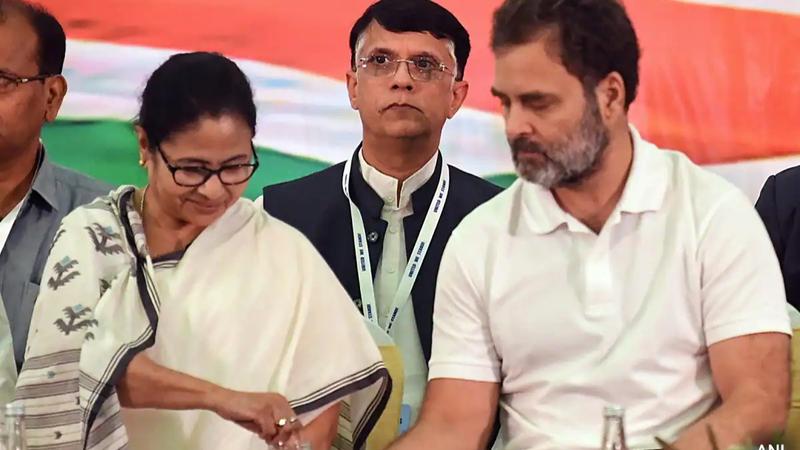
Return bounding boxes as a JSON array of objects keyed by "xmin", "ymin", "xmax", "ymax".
[{"xmin": 342, "ymin": 154, "xmax": 449, "ymax": 333}]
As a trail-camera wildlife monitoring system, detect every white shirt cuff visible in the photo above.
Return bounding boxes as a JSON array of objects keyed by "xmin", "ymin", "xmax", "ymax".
[{"xmin": 705, "ymin": 316, "xmax": 792, "ymax": 347}]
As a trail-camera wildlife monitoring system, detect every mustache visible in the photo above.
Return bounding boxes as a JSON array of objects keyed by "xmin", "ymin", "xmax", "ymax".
[{"xmin": 510, "ymin": 137, "xmax": 547, "ymax": 157}]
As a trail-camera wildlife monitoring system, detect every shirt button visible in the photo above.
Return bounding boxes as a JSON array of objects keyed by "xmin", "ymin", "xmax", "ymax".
[
  {"xmin": 389, "ymin": 225, "xmax": 399, "ymax": 234},
  {"xmin": 386, "ymin": 196, "xmax": 395, "ymax": 205},
  {"xmin": 386, "ymin": 266, "xmax": 397, "ymax": 274}
]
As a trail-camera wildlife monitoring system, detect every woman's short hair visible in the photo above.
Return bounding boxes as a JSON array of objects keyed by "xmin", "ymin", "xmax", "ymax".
[{"xmin": 137, "ymin": 51, "xmax": 257, "ymax": 149}]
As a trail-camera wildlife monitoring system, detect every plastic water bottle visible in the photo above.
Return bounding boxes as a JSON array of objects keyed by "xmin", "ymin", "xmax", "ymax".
[
  {"xmin": 600, "ymin": 404, "xmax": 627, "ymax": 450},
  {"xmin": 5, "ymin": 403, "xmax": 27, "ymax": 450}
]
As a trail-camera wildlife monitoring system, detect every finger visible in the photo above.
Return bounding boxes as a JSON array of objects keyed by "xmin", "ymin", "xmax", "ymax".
[
  {"xmin": 270, "ymin": 411, "xmax": 300, "ymax": 445},
  {"xmin": 286, "ymin": 418, "xmax": 302, "ymax": 435},
  {"xmin": 269, "ymin": 422, "xmax": 295, "ymax": 446},
  {"xmin": 260, "ymin": 423, "xmax": 278, "ymax": 442},
  {"xmin": 269, "ymin": 430, "xmax": 303, "ymax": 449},
  {"xmin": 234, "ymin": 420, "xmax": 261, "ymax": 434},
  {"xmin": 255, "ymin": 411, "xmax": 278, "ymax": 441}
]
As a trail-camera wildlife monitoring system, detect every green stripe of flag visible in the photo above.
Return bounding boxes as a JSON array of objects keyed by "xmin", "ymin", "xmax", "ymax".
[{"xmin": 43, "ymin": 119, "xmax": 513, "ymax": 199}]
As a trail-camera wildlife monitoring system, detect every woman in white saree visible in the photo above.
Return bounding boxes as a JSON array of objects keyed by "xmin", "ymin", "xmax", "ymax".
[{"xmin": 15, "ymin": 52, "xmax": 390, "ymax": 450}]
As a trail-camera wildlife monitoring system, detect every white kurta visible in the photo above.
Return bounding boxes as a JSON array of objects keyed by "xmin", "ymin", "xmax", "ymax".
[
  {"xmin": 358, "ymin": 150, "xmax": 436, "ymax": 429},
  {"xmin": 17, "ymin": 187, "xmax": 390, "ymax": 450}
]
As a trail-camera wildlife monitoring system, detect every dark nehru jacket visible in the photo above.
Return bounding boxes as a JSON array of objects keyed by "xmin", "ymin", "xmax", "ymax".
[
  {"xmin": 756, "ymin": 166, "xmax": 800, "ymax": 310},
  {"xmin": 262, "ymin": 148, "xmax": 502, "ymax": 362}
]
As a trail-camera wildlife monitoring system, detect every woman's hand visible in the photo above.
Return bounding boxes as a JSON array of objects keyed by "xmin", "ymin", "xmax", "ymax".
[
  {"xmin": 117, "ymin": 354, "xmax": 304, "ymax": 445},
  {"xmin": 209, "ymin": 388, "xmax": 301, "ymax": 445}
]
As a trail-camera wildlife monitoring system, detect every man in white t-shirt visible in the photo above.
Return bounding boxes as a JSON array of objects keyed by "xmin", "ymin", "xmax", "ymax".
[{"xmin": 388, "ymin": 1, "xmax": 792, "ymax": 449}]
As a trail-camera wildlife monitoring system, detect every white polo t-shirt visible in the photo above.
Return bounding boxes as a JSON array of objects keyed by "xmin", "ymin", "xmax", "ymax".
[{"xmin": 428, "ymin": 127, "xmax": 791, "ymax": 450}]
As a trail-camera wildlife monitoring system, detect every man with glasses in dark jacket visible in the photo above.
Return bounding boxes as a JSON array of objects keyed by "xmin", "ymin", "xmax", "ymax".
[{"xmin": 260, "ymin": 0, "xmax": 502, "ymax": 441}]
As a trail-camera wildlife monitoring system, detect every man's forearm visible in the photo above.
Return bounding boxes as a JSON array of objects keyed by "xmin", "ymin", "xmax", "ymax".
[
  {"xmin": 388, "ymin": 415, "xmax": 491, "ymax": 450},
  {"xmin": 302, "ymin": 403, "xmax": 340, "ymax": 450},
  {"xmin": 673, "ymin": 384, "xmax": 788, "ymax": 450},
  {"xmin": 116, "ymin": 352, "xmax": 223, "ymax": 411}
]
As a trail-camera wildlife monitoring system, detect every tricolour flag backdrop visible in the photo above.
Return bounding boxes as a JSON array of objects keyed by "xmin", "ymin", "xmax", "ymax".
[{"xmin": 38, "ymin": 0, "xmax": 800, "ymax": 200}]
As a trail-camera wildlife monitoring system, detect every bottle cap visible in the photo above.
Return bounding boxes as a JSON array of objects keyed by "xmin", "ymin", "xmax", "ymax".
[
  {"xmin": 603, "ymin": 404, "xmax": 625, "ymax": 417},
  {"xmin": 5, "ymin": 402, "xmax": 24, "ymax": 417}
]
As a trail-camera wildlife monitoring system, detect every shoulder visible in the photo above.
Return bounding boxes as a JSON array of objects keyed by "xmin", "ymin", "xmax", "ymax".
[
  {"xmin": 50, "ymin": 163, "xmax": 115, "ymax": 208},
  {"xmin": 770, "ymin": 164, "xmax": 800, "ymax": 188},
  {"xmin": 446, "ymin": 180, "xmax": 520, "ymax": 253},
  {"xmin": 648, "ymin": 145, "xmax": 760, "ymax": 244},
  {"xmin": 263, "ymin": 163, "xmax": 344, "ymax": 199},
  {"xmin": 760, "ymin": 164, "xmax": 800, "ymax": 211},
  {"xmin": 58, "ymin": 187, "xmax": 127, "ymax": 229},
  {"xmin": 648, "ymin": 144, "xmax": 746, "ymax": 220},
  {"xmin": 244, "ymin": 200, "xmax": 330, "ymax": 269},
  {"xmin": 262, "ymin": 163, "xmax": 345, "ymax": 212},
  {"xmin": 447, "ymin": 165, "xmax": 503, "ymax": 203}
]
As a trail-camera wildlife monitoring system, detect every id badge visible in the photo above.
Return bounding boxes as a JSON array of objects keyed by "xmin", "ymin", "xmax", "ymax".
[{"xmin": 398, "ymin": 404, "xmax": 412, "ymax": 434}]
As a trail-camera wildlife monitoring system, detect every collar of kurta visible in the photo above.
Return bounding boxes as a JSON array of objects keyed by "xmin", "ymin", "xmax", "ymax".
[
  {"xmin": 347, "ymin": 144, "xmax": 444, "ymax": 221},
  {"xmin": 358, "ymin": 149, "xmax": 437, "ymax": 210}
]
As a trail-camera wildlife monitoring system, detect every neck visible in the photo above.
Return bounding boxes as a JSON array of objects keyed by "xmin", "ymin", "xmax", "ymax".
[
  {"xmin": 138, "ymin": 187, "xmax": 204, "ymax": 257},
  {"xmin": 551, "ymin": 125, "xmax": 634, "ymax": 234},
  {"xmin": 361, "ymin": 133, "xmax": 439, "ymax": 200},
  {"xmin": 361, "ymin": 133, "xmax": 439, "ymax": 181},
  {"xmin": 0, "ymin": 141, "xmax": 40, "ymax": 218}
]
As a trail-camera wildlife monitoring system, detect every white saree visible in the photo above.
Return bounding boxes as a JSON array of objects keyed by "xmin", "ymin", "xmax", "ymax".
[{"xmin": 15, "ymin": 186, "xmax": 391, "ymax": 450}]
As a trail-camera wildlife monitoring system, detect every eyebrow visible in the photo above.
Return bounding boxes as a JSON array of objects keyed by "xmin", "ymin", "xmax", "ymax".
[
  {"xmin": 491, "ymin": 87, "xmax": 556, "ymax": 103},
  {"xmin": 520, "ymin": 92, "xmax": 557, "ymax": 103},
  {"xmin": 490, "ymin": 87, "xmax": 507, "ymax": 99},
  {"xmin": 174, "ymin": 153, "xmax": 251, "ymax": 166},
  {"xmin": 411, "ymin": 51, "xmax": 444, "ymax": 62},
  {"xmin": 365, "ymin": 48, "xmax": 445, "ymax": 62},
  {"xmin": 364, "ymin": 47, "xmax": 398, "ymax": 58}
]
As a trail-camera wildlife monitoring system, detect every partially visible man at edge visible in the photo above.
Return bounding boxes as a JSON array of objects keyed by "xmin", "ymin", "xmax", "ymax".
[{"xmin": 0, "ymin": 0, "xmax": 111, "ymax": 403}]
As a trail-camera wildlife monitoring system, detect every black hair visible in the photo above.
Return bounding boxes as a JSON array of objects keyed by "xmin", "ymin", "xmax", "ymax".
[
  {"xmin": 0, "ymin": 0, "xmax": 66, "ymax": 74},
  {"xmin": 492, "ymin": 0, "xmax": 641, "ymax": 108},
  {"xmin": 137, "ymin": 52, "xmax": 257, "ymax": 150},
  {"xmin": 349, "ymin": 0, "xmax": 471, "ymax": 81}
]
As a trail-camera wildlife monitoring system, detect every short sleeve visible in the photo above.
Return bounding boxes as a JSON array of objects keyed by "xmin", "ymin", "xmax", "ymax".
[
  {"xmin": 428, "ymin": 228, "xmax": 501, "ymax": 382},
  {"xmin": 699, "ymin": 190, "xmax": 792, "ymax": 346}
]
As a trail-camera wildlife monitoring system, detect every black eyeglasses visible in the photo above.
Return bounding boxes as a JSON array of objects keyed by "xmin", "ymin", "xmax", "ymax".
[
  {"xmin": 0, "ymin": 72, "xmax": 53, "ymax": 94},
  {"xmin": 155, "ymin": 143, "xmax": 260, "ymax": 187}
]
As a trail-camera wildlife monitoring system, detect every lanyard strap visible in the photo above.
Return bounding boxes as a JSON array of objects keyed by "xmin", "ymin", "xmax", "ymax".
[{"xmin": 342, "ymin": 154, "xmax": 450, "ymax": 333}]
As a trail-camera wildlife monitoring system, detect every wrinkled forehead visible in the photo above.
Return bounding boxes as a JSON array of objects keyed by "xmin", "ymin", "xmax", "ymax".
[{"xmin": 355, "ymin": 21, "xmax": 456, "ymax": 65}]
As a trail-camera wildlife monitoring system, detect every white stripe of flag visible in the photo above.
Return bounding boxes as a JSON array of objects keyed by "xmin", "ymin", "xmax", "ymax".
[{"xmin": 675, "ymin": 0, "xmax": 800, "ymax": 15}]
